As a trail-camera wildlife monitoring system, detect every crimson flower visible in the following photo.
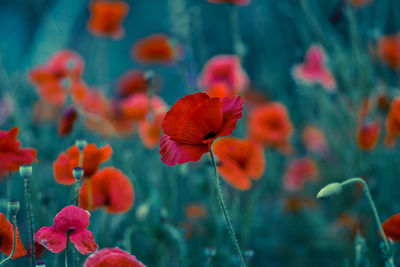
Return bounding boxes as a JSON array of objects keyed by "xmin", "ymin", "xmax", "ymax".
[
  {"xmin": 382, "ymin": 213, "xmax": 400, "ymax": 242},
  {"xmin": 159, "ymin": 92, "xmax": 243, "ymax": 165},
  {"xmin": 84, "ymin": 247, "xmax": 146, "ymax": 267},
  {"xmin": 0, "ymin": 213, "xmax": 27, "ymax": 259},
  {"xmin": 34, "ymin": 205, "xmax": 98, "ymax": 254},
  {"xmin": 283, "ymin": 158, "xmax": 318, "ymax": 191},
  {"xmin": 132, "ymin": 34, "xmax": 176, "ymax": 64}
]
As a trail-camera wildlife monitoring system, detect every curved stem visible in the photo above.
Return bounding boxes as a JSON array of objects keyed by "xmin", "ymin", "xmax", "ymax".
[
  {"xmin": 341, "ymin": 177, "xmax": 395, "ymax": 267},
  {"xmin": 209, "ymin": 148, "xmax": 246, "ymax": 267},
  {"xmin": 0, "ymin": 215, "xmax": 17, "ymax": 266},
  {"xmin": 24, "ymin": 178, "xmax": 35, "ymax": 267}
]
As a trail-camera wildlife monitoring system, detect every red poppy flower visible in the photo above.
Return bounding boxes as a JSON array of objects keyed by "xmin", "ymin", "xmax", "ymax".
[
  {"xmin": 207, "ymin": 0, "xmax": 250, "ymax": 5},
  {"xmin": 53, "ymin": 144, "xmax": 112, "ymax": 185},
  {"xmin": 283, "ymin": 158, "xmax": 318, "ymax": 191},
  {"xmin": 382, "ymin": 213, "xmax": 400, "ymax": 242},
  {"xmin": 84, "ymin": 247, "xmax": 146, "ymax": 267},
  {"xmin": 247, "ymin": 102, "xmax": 293, "ymax": 152},
  {"xmin": 385, "ymin": 97, "xmax": 400, "ymax": 146},
  {"xmin": 283, "ymin": 196, "xmax": 316, "ymax": 213},
  {"xmin": 350, "ymin": 0, "xmax": 373, "ymax": 8},
  {"xmin": 378, "ymin": 34, "xmax": 400, "ymax": 70},
  {"xmin": 292, "ymin": 45, "xmax": 336, "ymax": 91},
  {"xmin": 119, "ymin": 93, "xmax": 166, "ymax": 120},
  {"xmin": 34, "ymin": 205, "xmax": 98, "ymax": 254},
  {"xmin": 205, "ymin": 81, "xmax": 235, "ymax": 99},
  {"xmin": 356, "ymin": 121, "xmax": 380, "ymax": 150},
  {"xmin": 79, "ymin": 167, "xmax": 134, "ymax": 213},
  {"xmin": 58, "ymin": 106, "xmax": 78, "ymax": 136},
  {"xmin": 213, "ymin": 137, "xmax": 265, "ymax": 190},
  {"xmin": 198, "ymin": 55, "xmax": 248, "ymax": 94},
  {"xmin": 159, "ymin": 92, "xmax": 243, "ymax": 166},
  {"xmin": 0, "ymin": 127, "xmax": 37, "ymax": 177},
  {"xmin": 116, "ymin": 70, "xmax": 149, "ymax": 99},
  {"xmin": 0, "ymin": 213, "xmax": 27, "ymax": 259},
  {"xmin": 87, "ymin": 0, "xmax": 129, "ymax": 39},
  {"xmin": 138, "ymin": 111, "xmax": 166, "ymax": 148},
  {"xmin": 132, "ymin": 34, "xmax": 175, "ymax": 64},
  {"xmin": 185, "ymin": 204, "xmax": 207, "ymax": 219},
  {"xmin": 302, "ymin": 126, "xmax": 328, "ymax": 154}
]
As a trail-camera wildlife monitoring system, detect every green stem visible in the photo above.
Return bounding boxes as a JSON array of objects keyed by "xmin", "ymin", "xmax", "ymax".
[
  {"xmin": 231, "ymin": 5, "xmax": 246, "ymax": 61},
  {"xmin": 24, "ymin": 178, "xmax": 35, "ymax": 267},
  {"xmin": 87, "ymin": 178, "xmax": 93, "ymax": 211},
  {"xmin": 65, "ymin": 233, "xmax": 70, "ymax": 267},
  {"xmin": 341, "ymin": 177, "xmax": 395, "ymax": 267},
  {"xmin": 0, "ymin": 215, "xmax": 17, "ymax": 266},
  {"xmin": 6, "ymin": 174, "xmax": 11, "ymax": 219},
  {"xmin": 74, "ymin": 180, "xmax": 81, "ymax": 207},
  {"xmin": 209, "ymin": 148, "xmax": 246, "ymax": 267}
]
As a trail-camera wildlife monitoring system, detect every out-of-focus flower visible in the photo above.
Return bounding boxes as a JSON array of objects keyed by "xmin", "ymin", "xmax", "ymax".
[
  {"xmin": 159, "ymin": 92, "xmax": 243, "ymax": 166},
  {"xmin": 247, "ymin": 103, "xmax": 293, "ymax": 153},
  {"xmin": 350, "ymin": 0, "xmax": 373, "ymax": 8},
  {"xmin": 138, "ymin": 110, "xmax": 166, "ymax": 148},
  {"xmin": 34, "ymin": 205, "xmax": 98, "ymax": 254},
  {"xmin": 53, "ymin": 144, "xmax": 112, "ymax": 185},
  {"xmin": 283, "ymin": 196, "xmax": 316, "ymax": 213},
  {"xmin": 384, "ymin": 97, "xmax": 400, "ymax": 146},
  {"xmin": 0, "ymin": 127, "xmax": 37, "ymax": 178},
  {"xmin": 132, "ymin": 34, "xmax": 175, "ymax": 64},
  {"xmin": 382, "ymin": 213, "xmax": 400, "ymax": 242},
  {"xmin": 205, "ymin": 82, "xmax": 234, "ymax": 99},
  {"xmin": 302, "ymin": 126, "xmax": 328, "ymax": 154},
  {"xmin": 0, "ymin": 213, "xmax": 27, "ymax": 259},
  {"xmin": 198, "ymin": 55, "xmax": 248, "ymax": 95},
  {"xmin": 185, "ymin": 204, "xmax": 207, "ymax": 219},
  {"xmin": 335, "ymin": 213, "xmax": 362, "ymax": 238},
  {"xmin": 33, "ymin": 100, "xmax": 61, "ymax": 122},
  {"xmin": 213, "ymin": 137, "xmax": 265, "ymax": 190},
  {"xmin": 283, "ymin": 158, "xmax": 318, "ymax": 191},
  {"xmin": 292, "ymin": 44, "xmax": 336, "ymax": 91},
  {"xmin": 0, "ymin": 96, "xmax": 12, "ymax": 126},
  {"xmin": 119, "ymin": 93, "xmax": 166, "ymax": 120},
  {"xmin": 87, "ymin": 0, "xmax": 129, "ymax": 39},
  {"xmin": 207, "ymin": 0, "xmax": 250, "ymax": 5},
  {"xmin": 116, "ymin": 70, "xmax": 149, "ymax": 99},
  {"xmin": 356, "ymin": 121, "xmax": 380, "ymax": 150},
  {"xmin": 84, "ymin": 247, "xmax": 146, "ymax": 267},
  {"xmin": 58, "ymin": 106, "xmax": 78, "ymax": 136},
  {"xmin": 378, "ymin": 33, "xmax": 400, "ymax": 70},
  {"xmin": 79, "ymin": 167, "xmax": 134, "ymax": 213}
]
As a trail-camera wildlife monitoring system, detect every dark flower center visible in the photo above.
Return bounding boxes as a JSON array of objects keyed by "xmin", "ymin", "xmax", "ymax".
[
  {"xmin": 67, "ymin": 227, "xmax": 75, "ymax": 234},
  {"xmin": 203, "ymin": 131, "xmax": 217, "ymax": 141}
]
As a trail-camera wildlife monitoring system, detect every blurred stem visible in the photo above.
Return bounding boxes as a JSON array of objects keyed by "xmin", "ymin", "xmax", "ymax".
[
  {"xmin": 0, "ymin": 215, "xmax": 17, "ymax": 266},
  {"xmin": 209, "ymin": 148, "xmax": 246, "ymax": 267},
  {"xmin": 24, "ymin": 177, "xmax": 35, "ymax": 267},
  {"xmin": 6, "ymin": 174, "xmax": 11, "ymax": 219},
  {"xmin": 87, "ymin": 178, "xmax": 93, "ymax": 211},
  {"xmin": 341, "ymin": 178, "xmax": 395, "ymax": 267},
  {"xmin": 231, "ymin": 5, "xmax": 246, "ymax": 61},
  {"xmin": 299, "ymin": 0, "xmax": 328, "ymax": 47}
]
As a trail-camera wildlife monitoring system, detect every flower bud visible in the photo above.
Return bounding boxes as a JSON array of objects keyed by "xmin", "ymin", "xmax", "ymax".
[
  {"xmin": 75, "ymin": 139, "xmax": 87, "ymax": 151},
  {"xmin": 8, "ymin": 200, "xmax": 20, "ymax": 216},
  {"xmin": 73, "ymin": 167, "xmax": 84, "ymax": 180},
  {"xmin": 316, "ymin": 182, "xmax": 343, "ymax": 199},
  {"xmin": 19, "ymin": 164, "xmax": 32, "ymax": 179}
]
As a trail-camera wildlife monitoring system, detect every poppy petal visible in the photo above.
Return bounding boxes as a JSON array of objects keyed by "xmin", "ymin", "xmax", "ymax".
[
  {"xmin": 34, "ymin": 226, "xmax": 67, "ymax": 253},
  {"xmin": 382, "ymin": 213, "xmax": 400, "ymax": 242},
  {"xmin": 53, "ymin": 153, "xmax": 76, "ymax": 185},
  {"xmin": 84, "ymin": 247, "xmax": 146, "ymax": 267},
  {"xmin": 70, "ymin": 229, "xmax": 98, "ymax": 254},
  {"xmin": 53, "ymin": 205, "xmax": 90, "ymax": 233},
  {"xmin": 218, "ymin": 159, "xmax": 251, "ymax": 190},
  {"xmin": 218, "ymin": 96, "xmax": 243, "ymax": 137},
  {"xmin": 0, "ymin": 213, "xmax": 27, "ymax": 259}
]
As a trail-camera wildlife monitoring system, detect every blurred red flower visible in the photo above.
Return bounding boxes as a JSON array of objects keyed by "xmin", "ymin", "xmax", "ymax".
[
  {"xmin": 283, "ymin": 158, "xmax": 318, "ymax": 191},
  {"xmin": 247, "ymin": 102, "xmax": 293, "ymax": 153},
  {"xmin": 53, "ymin": 144, "xmax": 112, "ymax": 185},
  {"xmin": 132, "ymin": 34, "xmax": 175, "ymax": 64},
  {"xmin": 34, "ymin": 205, "xmax": 98, "ymax": 254},
  {"xmin": 213, "ymin": 137, "xmax": 265, "ymax": 190},
  {"xmin": 138, "ymin": 111, "xmax": 166, "ymax": 148},
  {"xmin": 350, "ymin": 0, "xmax": 373, "ymax": 7},
  {"xmin": 119, "ymin": 93, "xmax": 166, "ymax": 120},
  {"xmin": 84, "ymin": 247, "xmax": 146, "ymax": 267},
  {"xmin": 302, "ymin": 126, "xmax": 328, "ymax": 154},
  {"xmin": 0, "ymin": 127, "xmax": 37, "ymax": 177},
  {"xmin": 378, "ymin": 33, "xmax": 400, "ymax": 70},
  {"xmin": 356, "ymin": 121, "xmax": 380, "ymax": 151},
  {"xmin": 0, "ymin": 213, "xmax": 27, "ymax": 259},
  {"xmin": 79, "ymin": 167, "xmax": 134, "ymax": 213},
  {"xmin": 116, "ymin": 70, "xmax": 149, "ymax": 99},
  {"xmin": 382, "ymin": 213, "xmax": 400, "ymax": 242},
  {"xmin": 58, "ymin": 106, "xmax": 78, "ymax": 136},
  {"xmin": 385, "ymin": 97, "xmax": 400, "ymax": 146},
  {"xmin": 205, "ymin": 81, "xmax": 235, "ymax": 99},
  {"xmin": 87, "ymin": 0, "xmax": 129, "ymax": 39},
  {"xmin": 159, "ymin": 92, "xmax": 243, "ymax": 165}
]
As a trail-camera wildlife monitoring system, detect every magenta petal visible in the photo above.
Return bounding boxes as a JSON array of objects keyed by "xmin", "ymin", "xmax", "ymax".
[
  {"xmin": 159, "ymin": 135, "xmax": 209, "ymax": 166},
  {"xmin": 70, "ymin": 229, "xmax": 98, "ymax": 254},
  {"xmin": 34, "ymin": 226, "xmax": 67, "ymax": 253},
  {"xmin": 218, "ymin": 96, "xmax": 243, "ymax": 137},
  {"xmin": 53, "ymin": 205, "xmax": 90, "ymax": 233}
]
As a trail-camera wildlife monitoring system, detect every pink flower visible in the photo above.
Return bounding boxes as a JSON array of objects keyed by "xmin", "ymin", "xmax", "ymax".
[
  {"xmin": 198, "ymin": 55, "xmax": 248, "ymax": 95},
  {"xmin": 292, "ymin": 45, "xmax": 336, "ymax": 91},
  {"xmin": 283, "ymin": 158, "xmax": 319, "ymax": 191},
  {"xmin": 84, "ymin": 247, "xmax": 146, "ymax": 267},
  {"xmin": 34, "ymin": 205, "xmax": 98, "ymax": 254}
]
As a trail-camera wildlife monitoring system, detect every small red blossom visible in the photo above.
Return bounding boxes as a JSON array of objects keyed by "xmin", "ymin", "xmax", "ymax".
[
  {"xmin": 0, "ymin": 213, "xmax": 27, "ymax": 259},
  {"xmin": 382, "ymin": 213, "xmax": 400, "ymax": 242},
  {"xmin": 87, "ymin": 0, "xmax": 129, "ymax": 39},
  {"xmin": 53, "ymin": 144, "xmax": 112, "ymax": 185},
  {"xmin": 138, "ymin": 111, "xmax": 166, "ymax": 148},
  {"xmin": 159, "ymin": 92, "xmax": 243, "ymax": 166},
  {"xmin": 79, "ymin": 167, "xmax": 134, "ymax": 213},
  {"xmin": 205, "ymin": 81, "xmax": 235, "ymax": 99},
  {"xmin": 132, "ymin": 34, "xmax": 175, "ymax": 64},
  {"xmin": 384, "ymin": 97, "xmax": 400, "ymax": 146},
  {"xmin": 198, "ymin": 55, "xmax": 248, "ymax": 95},
  {"xmin": 0, "ymin": 127, "xmax": 37, "ymax": 177},
  {"xmin": 302, "ymin": 126, "xmax": 328, "ymax": 154},
  {"xmin": 84, "ymin": 247, "xmax": 146, "ymax": 267},
  {"xmin": 58, "ymin": 106, "xmax": 78, "ymax": 136},
  {"xmin": 292, "ymin": 45, "xmax": 336, "ymax": 91},
  {"xmin": 283, "ymin": 158, "xmax": 318, "ymax": 191},
  {"xmin": 378, "ymin": 33, "xmax": 400, "ymax": 70},
  {"xmin": 356, "ymin": 121, "xmax": 380, "ymax": 151},
  {"xmin": 119, "ymin": 93, "xmax": 167, "ymax": 121},
  {"xmin": 213, "ymin": 137, "xmax": 265, "ymax": 190},
  {"xmin": 34, "ymin": 205, "xmax": 98, "ymax": 254},
  {"xmin": 116, "ymin": 70, "xmax": 149, "ymax": 99}
]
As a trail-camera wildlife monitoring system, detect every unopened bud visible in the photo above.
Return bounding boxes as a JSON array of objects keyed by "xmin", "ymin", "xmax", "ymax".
[
  {"xmin": 73, "ymin": 167, "xmax": 84, "ymax": 180},
  {"xmin": 19, "ymin": 164, "xmax": 32, "ymax": 179},
  {"xmin": 317, "ymin": 182, "xmax": 343, "ymax": 199},
  {"xmin": 75, "ymin": 139, "xmax": 87, "ymax": 151},
  {"xmin": 8, "ymin": 200, "xmax": 20, "ymax": 216},
  {"xmin": 36, "ymin": 260, "xmax": 46, "ymax": 267}
]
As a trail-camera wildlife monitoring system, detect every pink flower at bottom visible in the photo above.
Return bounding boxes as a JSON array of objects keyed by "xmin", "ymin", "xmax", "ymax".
[
  {"xmin": 84, "ymin": 247, "xmax": 146, "ymax": 267},
  {"xmin": 34, "ymin": 205, "xmax": 98, "ymax": 254}
]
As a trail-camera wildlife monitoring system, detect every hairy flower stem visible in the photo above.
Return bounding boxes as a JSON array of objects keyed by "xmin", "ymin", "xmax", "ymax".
[
  {"xmin": 87, "ymin": 178, "xmax": 93, "ymax": 211},
  {"xmin": 0, "ymin": 215, "xmax": 17, "ymax": 266},
  {"xmin": 65, "ymin": 233, "xmax": 70, "ymax": 267},
  {"xmin": 24, "ymin": 178, "xmax": 35, "ymax": 267},
  {"xmin": 209, "ymin": 149, "xmax": 246, "ymax": 267},
  {"xmin": 341, "ymin": 178, "xmax": 395, "ymax": 267}
]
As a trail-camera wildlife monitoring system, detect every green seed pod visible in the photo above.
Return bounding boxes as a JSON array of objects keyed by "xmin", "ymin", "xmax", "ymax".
[
  {"xmin": 8, "ymin": 200, "xmax": 20, "ymax": 216},
  {"xmin": 19, "ymin": 164, "xmax": 32, "ymax": 179},
  {"xmin": 73, "ymin": 167, "xmax": 84, "ymax": 180},
  {"xmin": 75, "ymin": 139, "xmax": 87, "ymax": 151}
]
